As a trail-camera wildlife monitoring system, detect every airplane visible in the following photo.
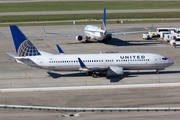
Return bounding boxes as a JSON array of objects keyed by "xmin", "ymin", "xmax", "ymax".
[
  {"xmin": 44, "ymin": 7, "xmax": 153, "ymax": 43},
  {"xmin": 7, "ymin": 25, "xmax": 174, "ymax": 78}
]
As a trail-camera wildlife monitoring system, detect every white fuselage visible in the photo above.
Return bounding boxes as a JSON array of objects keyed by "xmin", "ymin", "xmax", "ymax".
[
  {"xmin": 84, "ymin": 25, "xmax": 106, "ymax": 40},
  {"xmin": 17, "ymin": 53, "xmax": 174, "ymax": 71}
]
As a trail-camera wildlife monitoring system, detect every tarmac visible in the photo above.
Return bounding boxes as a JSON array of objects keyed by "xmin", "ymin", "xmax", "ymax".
[{"xmin": 0, "ymin": 23, "xmax": 180, "ymax": 119}]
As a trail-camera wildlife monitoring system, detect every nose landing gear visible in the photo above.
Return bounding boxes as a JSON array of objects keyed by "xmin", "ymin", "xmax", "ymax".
[{"xmin": 156, "ymin": 69, "xmax": 159, "ymax": 74}]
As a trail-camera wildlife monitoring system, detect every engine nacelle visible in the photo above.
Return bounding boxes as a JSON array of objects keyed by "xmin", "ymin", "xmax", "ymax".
[
  {"xmin": 106, "ymin": 35, "xmax": 112, "ymax": 40},
  {"xmin": 75, "ymin": 35, "xmax": 83, "ymax": 41},
  {"xmin": 107, "ymin": 66, "xmax": 124, "ymax": 76}
]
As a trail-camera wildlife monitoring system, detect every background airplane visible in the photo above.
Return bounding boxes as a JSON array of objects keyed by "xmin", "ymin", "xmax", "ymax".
[
  {"xmin": 8, "ymin": 25, "xmax": 173, "ymax": 78},
  {"xmin": 44, "ymin": 7, "xmax": 152, "ymax": 43}
]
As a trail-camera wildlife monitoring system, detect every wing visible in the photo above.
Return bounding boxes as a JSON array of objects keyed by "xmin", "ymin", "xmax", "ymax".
[
  {"xmin": 108, "ymin": 30, "xmax": 149, "ymax": 36},
  {"xmin": 108, "ymin": 24, "xmax": 153, "ymax": 36},
  {"xmin": 78, "ymin": 58, "xmax": 108, "ymax": 72},
  {"xmin": 107, "ymin": 29, "xmax": 127, "ymax": 33},
  {"xmin": 43, "ymin": 26, "xmax": 86, "ymax": 36}
]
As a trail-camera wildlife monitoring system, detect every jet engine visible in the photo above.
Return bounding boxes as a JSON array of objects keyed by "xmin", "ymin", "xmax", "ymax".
[
  {"xmin": 107, "ymin": 66, "xmax": 124, "ymax": 76},
  {"xmin": 75, "ymin": 35, "xmax": 83, "ymax": 41},
  {"xmin": 106, "ymin": 35, "xmax": 112, "ymax": 40}
]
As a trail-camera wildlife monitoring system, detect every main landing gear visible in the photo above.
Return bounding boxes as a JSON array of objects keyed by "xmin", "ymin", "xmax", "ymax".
[
  {"xmin": 85, "ymin": 39, "xmax": 89, "ymax": 43},
  {"xmin": 85, "ymin": 37, "xmax": 90, "ymax": 43},
  {"xmin": 102, "ymin": 39, "xmax": 107, "ymax": 43},
  {"xmin": 88, "ymin": 72, "xmax": 97, "ymax": 78},
  {"xmin": 92, "ymin": 72, "xmax": 97, "ymax": 78}
]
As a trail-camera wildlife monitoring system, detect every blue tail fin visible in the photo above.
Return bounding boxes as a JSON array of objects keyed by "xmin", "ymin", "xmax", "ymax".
[
  {"xmin": 101, "ymin": 7, "xmax": 106, "ymax": 30},
  {"xmin": 56, "ymin": 44, "xmax": 65, "ymax": 54},
  {"xmin": 10, "ymin": 25, "xmax": 41, "ymax": 57},
  {"xmin": 78, "ymin": 58, "xmax": 87, "ymax": 68}
]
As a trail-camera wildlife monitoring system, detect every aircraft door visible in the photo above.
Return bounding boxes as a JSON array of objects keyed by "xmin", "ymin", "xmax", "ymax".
[
  {"xmin": 154, "ymin": 56, "xmax": 158, "ymax": 64},
  {"xmin": 37, "ymin": 58, "xmax": 44, "ymax": 66},
  {"xmin": 99, "ymin": 59, "xmax": 104, "ymax": 65}
]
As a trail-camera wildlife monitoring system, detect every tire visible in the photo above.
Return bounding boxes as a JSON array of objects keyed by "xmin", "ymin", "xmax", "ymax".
[
  {"xmin": 156, "ymin": 70, "xmax": 159, "ymax": 74},
  {"xmin": 92, "ymin": 72, "xmax": 97, "ymax": 78},
  {"xmin": 102, "ymin": 39, "xmax": 107, "ymax": 43},
  {"xmin": 85, "ymin": 40, "xmax": 89, "ymax": 43}
]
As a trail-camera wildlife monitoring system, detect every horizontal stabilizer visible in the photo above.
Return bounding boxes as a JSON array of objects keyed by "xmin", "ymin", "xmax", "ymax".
[
  {"xmin": 14, "ymin": 57, "xmax": 30, "ymax": 61},
  {"xmin": 7, "ymin": 52, "xmax": 18, "ymax": 58}
]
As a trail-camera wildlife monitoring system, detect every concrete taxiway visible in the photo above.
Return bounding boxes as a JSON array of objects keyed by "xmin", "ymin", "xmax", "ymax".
[
  {"xmin": 1, "ymin": 9, "xmax": 180, "ymax": 16},
  {"xmin": 0, "ymin": 23, "xmax": 180, "ymax": 119}
]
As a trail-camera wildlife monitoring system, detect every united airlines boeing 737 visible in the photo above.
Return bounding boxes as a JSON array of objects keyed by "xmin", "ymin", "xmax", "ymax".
[
  {"xmin": 7, "ymin": 25, "xmax": 173, "ymax": 78},
  {"xmin": 44, "ymin": 7, "xmax": 152, "ymax": 43}
]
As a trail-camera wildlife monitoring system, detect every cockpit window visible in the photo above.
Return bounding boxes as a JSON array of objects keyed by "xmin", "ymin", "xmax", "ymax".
[
  {"xmin": 162, "ymin": 58, "xmax": 168, "ymax": 60},
  {"xmin": 100, "ymin": 32, "xmax": 103, "ymax": 36}
]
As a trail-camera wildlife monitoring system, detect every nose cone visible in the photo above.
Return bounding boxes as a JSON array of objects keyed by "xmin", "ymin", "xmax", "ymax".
[{"xmin": 168, "ymin": 59, "xmax": 174, "ymax": 65}]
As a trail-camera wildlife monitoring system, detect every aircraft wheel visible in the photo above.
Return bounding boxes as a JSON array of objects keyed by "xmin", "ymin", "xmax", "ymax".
[
  {"xmin": 92, "ymin": 72, "xmax": 97, "ymax": 78},
  {"xmin": 85, "ymin": 40, "xmax": 89, "ymax": 43},
  {"xmin": 88, "ymin": 72, "xmax": 93, "ymax": 76},
  {"xmin": 103, "ymin": 39, "xmax": 107, "ymax": 43},
  {"xmin": 156, "ymin": 69, "xmax": 159, "ymax": 74}
]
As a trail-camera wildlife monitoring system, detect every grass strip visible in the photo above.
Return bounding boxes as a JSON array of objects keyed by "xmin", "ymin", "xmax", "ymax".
[{"xmin": 0, "ymin": 1, "xmax": 180, "ymax": 12}]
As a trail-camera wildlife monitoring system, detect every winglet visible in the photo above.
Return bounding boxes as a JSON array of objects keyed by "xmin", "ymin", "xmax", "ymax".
[
  {"xmin": 149, "ymin": 24, "xmax": 153, "ymax": 31},
  {"xmin": 56, "ymin": 44, "xmax": 65, "ymax": 54},
  {"xmin": 101, "ymin": 7, "xmax": 106, "ymax": 30},
  {"xmin": 78, "ymin": 58, "xmax": 87, "ymax": 68}
]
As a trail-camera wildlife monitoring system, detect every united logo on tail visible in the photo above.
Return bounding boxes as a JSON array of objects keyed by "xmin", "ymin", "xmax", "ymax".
[{"xmin": 10, "ymin": 25, "xmax": 41, "ymax": 57}]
